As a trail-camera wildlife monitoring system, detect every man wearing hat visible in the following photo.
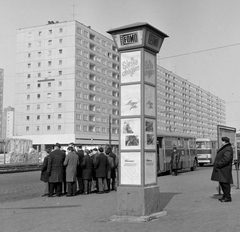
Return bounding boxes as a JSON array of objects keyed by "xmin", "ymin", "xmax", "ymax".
[
  {"xmin": 211, "ymin": 137, "xmax": 233, "ymax": 202},
  {"xmin": 47, "ymin": 143, "xmax": 66, "ymax": 197}
]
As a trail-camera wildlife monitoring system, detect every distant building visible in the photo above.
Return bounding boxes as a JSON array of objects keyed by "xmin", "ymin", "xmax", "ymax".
[
  {"xmin": 2, "ymin": 106, "xmax": 14, "ymax": 139},
  {"xmin": 157, "ymin": 66, "xmax": 225, "ymax": 139},
  {"xmin": 0, "ymin": 69, "xmax": 3, "ymax": 137},
  {"xmin": 14, "ymin": 21, "xmax": 119, "ymax": 149}
]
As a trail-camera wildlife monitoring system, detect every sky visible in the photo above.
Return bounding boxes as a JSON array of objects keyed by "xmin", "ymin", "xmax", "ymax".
[{"xmin": 1, "ymin": 0, "xmax": 240, "ymax": 129}]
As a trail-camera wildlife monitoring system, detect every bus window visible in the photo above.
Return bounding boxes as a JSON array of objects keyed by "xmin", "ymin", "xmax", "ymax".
[{"xmin": 178, "ymin": 138, "xmax": 184, "ymax": 148}]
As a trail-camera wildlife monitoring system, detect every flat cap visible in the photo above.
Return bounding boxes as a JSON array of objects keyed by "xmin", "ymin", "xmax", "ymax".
[{"xmin": 222, "ymin": 137, "xmax": 230, "ymax": 142}]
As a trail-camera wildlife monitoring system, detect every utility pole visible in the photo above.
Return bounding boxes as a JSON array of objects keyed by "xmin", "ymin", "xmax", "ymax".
[{"xmin": 109, "ymin": 114, "xmax": 111, "ymax": 146}]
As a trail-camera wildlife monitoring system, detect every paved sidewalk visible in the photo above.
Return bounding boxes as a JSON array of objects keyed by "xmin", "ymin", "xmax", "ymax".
[{"xmin": 0, "ymin": 167, "xmax": 240, "ymax": 232}]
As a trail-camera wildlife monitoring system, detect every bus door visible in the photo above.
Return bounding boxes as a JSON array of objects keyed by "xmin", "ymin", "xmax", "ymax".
[
  {"xmin": 177, "ymin": 138, "xmax": 185, "ymax": 169},
  {"xmin": 157, "ymin": 137, "xmax": 165, "ymax": 172},
  {"xmin": 184, "ymin": 138, "xmax": 191, "ymax": 168}
]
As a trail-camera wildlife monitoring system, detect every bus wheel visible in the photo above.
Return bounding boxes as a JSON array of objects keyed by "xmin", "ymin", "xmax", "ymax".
[
  {"xmin": 199, "ymin": 163, "xmax": 204, "ymax": 167},
  {"xmin": 191, "ymin": 159, "xmax": 197, "ymax": 171}
]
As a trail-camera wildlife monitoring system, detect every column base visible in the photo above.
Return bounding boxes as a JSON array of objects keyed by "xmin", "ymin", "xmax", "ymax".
[{"xmin": 116, "ymin": 185, "xmax": 164, "ymax": 216}]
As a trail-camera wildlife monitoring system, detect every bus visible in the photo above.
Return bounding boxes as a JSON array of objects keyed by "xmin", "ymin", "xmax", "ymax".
[
  {"xmin": 196, "ymin": 138, "xmax": 217, "ymax": 166},
  {"xmin": 157, "ymin": 133, "xmax": 198, "ymax": 175}
]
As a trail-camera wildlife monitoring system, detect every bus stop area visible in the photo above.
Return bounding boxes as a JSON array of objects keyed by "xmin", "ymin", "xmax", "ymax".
[{"xmin": 0, "ymin": 166, "xmax": 240, "ymax": 232}]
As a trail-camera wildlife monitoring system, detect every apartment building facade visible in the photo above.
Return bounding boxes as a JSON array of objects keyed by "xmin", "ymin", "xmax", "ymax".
[
  {"xmin": 2, "ymin": 106, "xmax": 14, "ymax": 139},
  {"xmin": 157, "ymin": 66, "xmax": 226, "ymax": 139},
  {"xmin": 15, "ymin": 21, "xmax": 120, "ymax": 148},
  {"xmin": 0, "ymin": 68, "xmax": 3, "ymax": 138}
]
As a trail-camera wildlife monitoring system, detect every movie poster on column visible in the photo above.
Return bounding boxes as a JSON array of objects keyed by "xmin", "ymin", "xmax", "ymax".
[
  {"xmin": 121, "ymin": 84, "xmax": 141, "ymax": 116},
  {"xmin": 145, "ymin": 152, "xmax": 156, "ymax": 185},
  {"xmin": 121, "ymin": 118, "xmax": 141, "ymax": 150},
  {"xmin": 145, "ymin": 84, "xmax": 156, "ymax": 117},
  {"xmin": 145, "ymin": 118, "xmax": 156, "ymax": 149},
  {"xmin": 144, "ymin": 52, "xmax": 156, "ymax": 85},
  {"xmin": 121, "ymin": 51, "xmax": 141, "ymax": 84},
  {"xmin": 121, "ymin": 152, "xmax": 141, "ymax": 185}
]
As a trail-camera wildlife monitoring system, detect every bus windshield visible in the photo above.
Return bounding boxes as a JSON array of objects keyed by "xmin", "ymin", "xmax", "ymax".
[{"xmin": 196, "ymin": 141, "xmax": 211, "ymax": 149}]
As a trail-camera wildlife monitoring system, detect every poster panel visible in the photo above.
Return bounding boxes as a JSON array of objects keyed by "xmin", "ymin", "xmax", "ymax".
[
  {"xmin": 121, "ymin": 152, "xmax": 141, "ymax": 185},
  {"xmin": 121, "ymin": 118, "xmax": 141, "ymax": 150},
  {"xmin": 121, "ymin": 84, "xmax": 141, "ymax": 116},
  {"xmin": 144, "ymin": 52, "xmax": 155, "ymax": 85},
  {"xmin": 145, "ymin": 118, "xmax": 156, "ymax": 149},
  {"xmin": 121, "ymin": 51, "xmax": 141, "ymax": 83},
  {"xmin": 145, "ymin": 84, "xmax": 156, "ymax": 116},
  {"xmin": 145, "ymin": 152, "xmax": 156, "ymax": 185}
]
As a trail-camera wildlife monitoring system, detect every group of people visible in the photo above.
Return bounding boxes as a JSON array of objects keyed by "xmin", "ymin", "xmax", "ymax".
[{"xmin": 40, "ymin": 143, "xmax": 118, "ymax": 197}]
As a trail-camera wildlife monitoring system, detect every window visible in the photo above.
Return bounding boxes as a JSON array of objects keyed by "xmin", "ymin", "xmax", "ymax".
[
  {"xmin": 76, "ymin": 103, "xmax": 81, "ymax": 109},
  {"xmin": 28, "ymin": 53, "xmax": 31, "ymax": 58},
  {"xmin": 48, "ymin": 82, "xmax": 51, "ymax": 87},
  {"xmin": 37, "ymin": 41, "xmax": 41, "ymax": 47},
  {"xmin": 37, "ymin": 94, "xmax": 40, "ymax": 99},
  {"xmin": 38, "ymin": 52, "xmax": 41, "ymax": 57},
  {"xmin": 48, "ymin": 50, "xmax": 52, "ymax": 56},
  {"xmin": 76, "ymin": 114, "xmax": 81, "ymax": 120},
  {"xmin": 59, "ymin": 49, "xmax": 62, "ymax": 54},
  {"xmin": 37, "ymin": 104, "xmax": 40, "ymax": 109},
  {"xmin": 59, "ymin": 39, "xmax": 62, "ymax": 43},
  {"xmin": 59, "ymin": 71, "xmax": 62, "ymax": 75},
  {"xmin": 38, "ymin": 31, "xmax": 42, "ymax": 36},
  {"xmin": 28, "ymin": 63, "xmax": 31, "ymax": 68},
  {"xmin": 83, "ymin": 126, "xmax": 88, "ymax": 132},
  {"xmin": 47, "ymin": 126, "xmax": 51, "ymax": 130},
  {"xmin": 47, "ymin": 93, "xmax": 51, "ymax": 98},
  {"xmin": 48, "ymin": 61, "xmax": 52, "ymax": 66},
  {"xmin": 59, "ymin": 81, "xmax": 62, "ymax": 86},
  {"xmin": 47, "ymin": 104, "xmax": 51, "ymax": 109},
  {"xmin": 47, "ymin": 115, "xmax": 51, "ymax": 119},
  {"xmin": 83, "ymin": 115, "xmax": 88, "ymax": 121},
  {"xmin": 58, "ymin": 114, "xmax": 61, "ymax": 119},
  {"xmin": 27, "ymin": 84, "xmax": 30, "ymax": 89},
  {"xmin": 26, "ymin": 126, "xmax": 29, "ymax": 131},
  {"xmin": 59, "ymin": 28, "xmax": 63, "ymax": 33},
  {"xmin": 58, "ymin": 125, "xmax": 61, "ymax": 130},
  {"xmin": 26, "ymin": 105, "xmax": 30, "ymax": 110},
  {"xmin": 49, "ymin": 30, "xmax": 52, "ymax": 34},
  {"xmin": 36, "ymin": 126, "xmax": 40, "ymax": 131},
  {"xmin": 48, "ymin": 71, "xmax": 51, "ymax": 77},
  {"xmin": 27, "ymin": 74, "xmax": 31, "ymax": 78},
  {"xmin": 58, "ymin": 92, "xmax": 62, "ymax": 97},
  {"xmin": 27, "ymin": 95, "xmax": 30, "ymax": 100},
  {"xmin": 28, "ymin": 43, "xmax": 31, "ymax": 48},
  {"xmin": 38, "ymin": 62, "xmax": 41, "ymax": 67},
  {"xmin": 58, "ymin": 103, "xmax": 62, "ymax": 108},
  {"xmin": 38, "ymin": 73, "xmax": 41, "ymax": 77},
  {"xmin": 76, "ymin": 125, "xmax": 81, "ymax": 131},
  {"xmin": 26, "ymin": 116, "xmax": 30, "ymax": 120},
  {"xmin": 59, "ymin": 60, "xmax": 62, "ymax": 65},
  {"xmin": 48, "ymin": 40, "xmax": 52, "ymax": 45},
  {"xmin": 37, "ymin": 115, "xmax": 40, "ymax": 120}
]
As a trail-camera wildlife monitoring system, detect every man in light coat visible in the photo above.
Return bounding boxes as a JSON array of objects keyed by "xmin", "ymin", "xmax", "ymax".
[{"xmin": 211, "ymin": 137, "xmax": 233, "ymax": 202}]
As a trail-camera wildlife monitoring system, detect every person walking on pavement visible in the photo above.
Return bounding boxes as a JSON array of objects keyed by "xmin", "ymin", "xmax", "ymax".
[
  {"xmin": 170, "ymin": 147, "xmax": 180, "ymax": 176},
  {"xmin": 81, "ymin": 149, "xmax": 93, "ymax": 194},
  {"xmin": 47, "ymin": 143, "xmax": 65, "ymax": 197},
  {"xmin": 40, "ymin": 148, "xmax": 51, "ymax": 196},
  {"xmin": 94, "ymin": 147, "xmax": 109, "ymax": 194},
  {"xmin": 76, "ymin": 144, "xmax": 84, "ymax": 194},
  {"xmin": 106, "ymin": 146, "xmax": 117, "ymax": 191},
  {"xmin": 211, "ymin": 137, "xmax": 233, "ymax": 202},
  {"xmin": 64, "ymin": 146, "xmax": 79, "ymax": 197}
]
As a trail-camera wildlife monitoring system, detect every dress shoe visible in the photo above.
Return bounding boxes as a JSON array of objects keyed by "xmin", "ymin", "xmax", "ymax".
[
  {"xmin": 218, "ymin": 197, "xmax": 224, "ymax": 201},
  {"xmin": 66, "ymin": 194, "xmax": 72, "ymax": 197},
  {"xmin": 220, "ymin": 198, "xmax": 232, "ymax": 202}
]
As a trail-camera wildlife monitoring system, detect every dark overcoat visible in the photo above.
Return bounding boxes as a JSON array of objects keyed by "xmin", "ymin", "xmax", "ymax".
[
  {"xmin": 106, "ymin": 155, "xmax": 114, "ymax": 179},
  {"xmin": 170, "ymin": 151, "xmax": 180, "ymax": 170},
  {"xmin": 81, "ymin": 154, "xmax": 93, "ymax": 180},
  {"xmin": 211, "ymin": 143, "xmax": 233, "ymax": 184},
  {"xmin": 40, "ymin": 155, "xmax": 49, "ymax": 182},
  {"xmin": 94, "ymin": 152, "xmax": 109, "ymax": 178},
  {"xmin": 47, "ymin": 149, "xmax": 65, "ymax": 183},
  {"xmin": 109, "ymin": 152, "xmax": 117, "ymax": 178},
  {"xmin": 76, "ymin": 150, "xmax": 84, "ymax": 177}
]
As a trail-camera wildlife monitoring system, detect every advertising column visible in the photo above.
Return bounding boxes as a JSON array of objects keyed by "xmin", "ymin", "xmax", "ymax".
[{"xmin": 108, "ymin": 23, "xmax": 168, "ymax": 217}]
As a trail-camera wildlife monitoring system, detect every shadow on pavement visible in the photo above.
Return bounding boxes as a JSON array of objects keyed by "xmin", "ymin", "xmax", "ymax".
[{"xmin": 159, "ymin": 192, "xmax": 181, "ymax": 210}]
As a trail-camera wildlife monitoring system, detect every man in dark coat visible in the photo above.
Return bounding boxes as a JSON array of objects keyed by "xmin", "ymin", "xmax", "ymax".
[
  {"xmin": 81, "ymin": 149, "xmax": 93, "ymax": 194},
  {"xmin": 106, "ymin": 146, "xmax": 117, "ymax": 190},
  {"xmin": 40, "ymin": 148, "xmax": 51, "ymax": 196},
  {"xmin": 76, "ymin": 144, "xmax": 84, "ymax": 194},
  {"xmin": 94, "ymin": 147, "xmax": 109, "ymax": 194},
  {"xmin": 47, "ymin": 143, "xmax": 65, "ymax": 197},
  {"xmin": 211, "ymin": 137, "xmax": 233, "ymax": 202}
]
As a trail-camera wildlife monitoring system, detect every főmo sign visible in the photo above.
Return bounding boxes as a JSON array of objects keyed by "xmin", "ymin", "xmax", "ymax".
[{"xmin": 120, "ymin": 33, "xmax": 138, "ymax": 46}]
